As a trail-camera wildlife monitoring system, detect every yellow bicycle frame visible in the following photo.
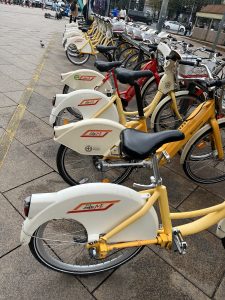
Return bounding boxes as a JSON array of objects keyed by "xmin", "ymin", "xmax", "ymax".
[
  {"xmin": 157, "ymin": 98, "xmax": 224, "ymax": 162},
  {"xmin": 87, "ymin": 184, "xmax": 225, "ymax": 257}
]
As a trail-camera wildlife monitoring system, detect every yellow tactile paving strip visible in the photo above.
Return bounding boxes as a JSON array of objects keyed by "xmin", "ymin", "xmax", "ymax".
[{"xmin": 0, "ymin": 34, "xmax": 56, "ymax": 170}]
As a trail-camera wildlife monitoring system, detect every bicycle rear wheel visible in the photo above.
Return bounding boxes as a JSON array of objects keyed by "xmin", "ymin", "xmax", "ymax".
[
  {"xmin": 53, "ymin": 84, "xmax": 83, "ymax": 126},
  {"xmin": 66, "ymin": 45, "xmax": 90, "ymax": 65},
  {"xmin": 183, "ymin": 121, "xmax": 225, "ymax": 184},
  {"xmin": 29, "ymin": 219, "xmax": 143, "ymax": 275},
  {"xmin": 57, "ymin": 145, "xmax": 133, "ymax": 186}
]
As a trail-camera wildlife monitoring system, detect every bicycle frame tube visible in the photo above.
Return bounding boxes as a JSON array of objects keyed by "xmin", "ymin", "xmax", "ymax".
[
  {"xmin": 157, "ymin": 99, "xmax": 224, "ymax": 163},
  {"xmin": 87, "ymin": 184, "xmax": 225, "ymax": 254}
]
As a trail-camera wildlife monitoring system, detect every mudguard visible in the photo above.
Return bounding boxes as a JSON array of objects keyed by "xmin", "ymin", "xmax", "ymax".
[
  {"xmin": 49, "ymin": 90, "xmax": 118, "ymax": 126},
  {"xmin": 61, "ymin": 69, "xmax": 113, "ymax": 93},
  {"xmin": 150, "ymin": 90, "xmax": 190, "ymax": 129},
  {"xmin": 65, "ymin": 37, "xmax": 92, "ymax": 53},
  {"xmin": 20, "ymin": 183, "xmax": 159, "ymax": 244},
  {"xmin": 180, "ymin": 118, "xmax": 225, "ymax": 164},
  {"xmin": 63, "ymin": 31, "xmax": 82, "ymax": 45},
  {"xmin": 54, "ymin": 118, "xmax": 125, "ymax": 156}
]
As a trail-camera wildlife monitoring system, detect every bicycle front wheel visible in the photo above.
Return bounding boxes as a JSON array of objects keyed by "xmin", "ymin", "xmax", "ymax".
[
  {"xmin": 183, "ymin": 121, "xmax": 225, "ymax": 184},
  {"xmin": 153, "ymin": 95, "xmax": 202, "ymax": 132},
  {"xmin": 57, "ymin": 145, "xmax": 133, "ymax": 185},
  {"xmin": 29, "ymin": 219, "xmax": 143, "ymax": 275}
]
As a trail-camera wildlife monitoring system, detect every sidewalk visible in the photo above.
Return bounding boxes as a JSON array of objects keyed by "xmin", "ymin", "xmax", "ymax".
[{"xmin": 1, "ymin": 5, "xmax": 225, "ymax": 300}]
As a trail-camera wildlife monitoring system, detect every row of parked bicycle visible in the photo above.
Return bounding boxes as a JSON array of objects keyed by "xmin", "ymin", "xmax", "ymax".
[{"xmin": 20, "ymin": 14, "xmax": 225, "ymax": 276}]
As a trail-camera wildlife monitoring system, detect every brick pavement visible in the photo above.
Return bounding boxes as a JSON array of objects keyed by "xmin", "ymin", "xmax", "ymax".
[{"xmin": 0, "ymin": 5, "xmax": 225, "ymax": 300}]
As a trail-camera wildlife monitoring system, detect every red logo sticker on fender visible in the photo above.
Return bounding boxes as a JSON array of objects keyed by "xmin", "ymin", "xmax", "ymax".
[
  {"xmin": 67, "ymin": 200, "xmax": 120, "ymax": 213},
  {"xmin": 74, "ymin": 75, "xmax": 96, "ymax": 81},
  {"xmin": 81, "ymin": 130, "xmax": 112, "ymax": 138},
  {"xmin": 78, "ymin": 98, "xmax": 101, "ymax": 106}
]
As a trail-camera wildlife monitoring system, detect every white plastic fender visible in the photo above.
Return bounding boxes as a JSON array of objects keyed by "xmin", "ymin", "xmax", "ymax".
[
  {"xmin": 62, "ymin": 31, "xmax": 82, "ymax": 45},
  {"xmin": 150, "ymin": 90, "xmax": 190, "ymax": 129},
  {"xmin": 49, "ymin": 90, "xmax": 119, "ymax": 126},
  {"xmin": 61, "ymin": 69, "xmax": 113, "ymax": 93},
  {"xmin": 20, "ymin": 183, "xmax": 159, "ymax": 244},
  {"xmin": 180, "ymin": 118, "xmax": 225, "ymax": 164},
  {"xmin": 65, "ymin": 37, "xmax": 92, "ymax": 53},
  {"xmin": 54, "ymin": 118, "xmax": 125, "ymax": 156},
  {"xmin": 65, "ymin": 36, "xmax": 86, "ymax": 50},
  {"xmin": 216, "ymin": 218, "xmax": 225, "ymax": 238}
]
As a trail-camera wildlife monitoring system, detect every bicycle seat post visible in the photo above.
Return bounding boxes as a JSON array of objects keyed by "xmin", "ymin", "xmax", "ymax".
[
  {"xmin": 133, "ymin": 81, "xmax": 144, "ymax": 117},
  {"xmin": 151, "ymin": 154, "xmax": 162, "ymax": 186}
]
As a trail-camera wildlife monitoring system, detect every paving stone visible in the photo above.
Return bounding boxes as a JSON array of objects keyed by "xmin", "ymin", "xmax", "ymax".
[
  {"xmin": 214, "ymin": 274, "xmax": 225, "ymax": 300},
  {"xmin": 178, "ymin": 186, "xmax": 224, "ymax": 235},
  {"xmin": 129, "ymin": 165, "xmax": 197, "ymax": 208},
  {"xmin": 0, "ymin": 93, "xmax": 16, "ymax": 107},
  {"xmin": 0, "ymin": 128, "xmax": 5, "ymax": 139},
  {"xmin": 0, "ymin": 193, "xmax": 23, "ymax": 257},
  {"xmin": 17, "ymin": 79, "xmax": 31, "ymax": 86},
  {"xmin": 27, "ymin": 92, "xmax": 52, "ymax": 118},
  {"xmin": 3, "ymin": 90, "xmax": 24, "ymax": 103},
  {"xmin": 0, "ymin": 246, "xmax": 94, "ymax": 300},
  {"xmin": 0, "ymin": 139, "xmax": 52, "ymax": 192},
  {"xmin": 0, "ymin": 65, "xmax": 32, "ymax": 80},
  {"xmin": 0, "ymin": 106, "xmax": 16, "ymax": 129},
  {"xmin": 28, "ymin": 139, "xmax": 59, "ymax": 171},
  {"xmin": 15, "ymin": 110, "xmax": 53, "ymax": 145},
  {"xmin": 0, "ymin": 58, "xmax": 10, "ymax": 65},
  {"xmin": 199, "ymin": 180, "xmax": 225, "ymax": 199},
  {"xmin": 0, "ymin": 73, "xmax": 25, "ymax": 92},
  {"xmin": 4, "ymin": 172, "xmax": 68, "ymax": 215},
  {"xmin": 34, "ymin": 85, "xmax": 62, "ymax": 100},
  {"xmin": 41, "ymin": 116, "xmax": 52, "ymax": 125},
  {"xmin": 93, "ymin": 248, "xmax": 209, "ymax": 300},
  {"xmin": 151, "ymin": 230, "xmax": 225, "ymax": 297},
  {"xmin": 78, "ymin": 271, "xmax": 114, "ymax": 293}
]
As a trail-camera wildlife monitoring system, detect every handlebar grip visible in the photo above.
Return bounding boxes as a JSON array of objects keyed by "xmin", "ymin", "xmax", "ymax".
[
  {"xmin": 179, "ymin": 60, "xmax": 196, "ymax": 66},
  {"xmin": 205, "ymin": 48, "xmax": 215, "ymax": 53},
  {"xmin": 206, "ymin": 79, "xmax": 225, "ymax": 88},
  {"xmin": 148, "ymin": 44, "xmax": 158, "ymax": 50}
]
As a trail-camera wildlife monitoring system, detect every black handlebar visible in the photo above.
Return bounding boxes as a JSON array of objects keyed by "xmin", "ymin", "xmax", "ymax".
[
  {"xmin": 205, "ymin": 48, "xmax": 215, "ymax": 53},
  {"xmin": 148, "ymin": 44, "xmax": 158, "ymax": 51},
  {"xmin": 179, "ymin": 60, "xmax": 196, "ymax": 66},
  {"xmin": 206, "ymin": 79, "xmax": 225, "ymax": 88}
]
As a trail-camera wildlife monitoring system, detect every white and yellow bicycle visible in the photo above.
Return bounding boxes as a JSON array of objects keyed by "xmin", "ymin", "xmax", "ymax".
[{"xmin": 21, "ymin": 126, "xmax": 225, "ymax": 275}]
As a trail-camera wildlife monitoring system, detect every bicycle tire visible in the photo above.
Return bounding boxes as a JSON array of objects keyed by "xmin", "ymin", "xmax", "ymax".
[
  {"xmin": 133, "ymin": 59, "xmax": 152, "ymax": 71},
  {"xmin": 62, "ymin": 84, "xmax": 83, "ymax": 119},
  {"xmin": 57, "ymin": 144, "xmax": 133, "ymax": 186},
  {"xmin": 152, "ymin": 94, "xmax": 203, "ymax": 132},
  {"xmin": 29, "ymin": 219, "xmax": 143, "ymax": 275},
  {"xmin": 183, "ymin": 120, "xmax": 225, "ymax": 184},
  {"xmin": 117, "ymin": 46, "xmax": 139, "ymax": 63},
  {"xmin": 113, "ymin": 41, "xmax": 133, "ymax": 61},
  {"xmin": 124, "ymin": 53, "xmax": 151, "ymax": 70},
  {"xmin": 141, "ymin": 76, "xmax": 158, "ymax": 107},
  {"xmin": 66, "ymin": 46, "xmax": 90, "ymax": 65}
]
